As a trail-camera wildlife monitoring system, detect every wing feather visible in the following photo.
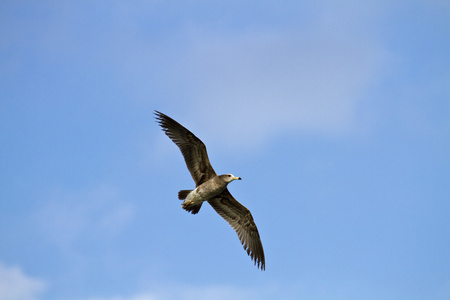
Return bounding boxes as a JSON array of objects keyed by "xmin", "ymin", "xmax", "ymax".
[
  {"xmin": 154, "ymin": 111, "xmax": 216, "ymax": 186},
  {"xmin": 208, "ymin": 189, "xmax": 265, "ymax": 270}
]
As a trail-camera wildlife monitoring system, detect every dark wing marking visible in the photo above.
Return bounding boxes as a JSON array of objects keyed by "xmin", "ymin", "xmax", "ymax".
[
  {"xmin": 155, "ymin": 111, "xmax": 217, "ymax": 186},
  {"xmin": 208, "ymin": 189, "xmax": 265, "ymax": 270}
]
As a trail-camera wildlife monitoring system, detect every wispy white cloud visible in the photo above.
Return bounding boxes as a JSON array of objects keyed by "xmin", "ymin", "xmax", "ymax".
[
  {"xmin": 122, "ymin": 2, "xmax": 390, "ymax": 153},
  {"xmin": 179, "ymin": 18, "xmax": 389, "ymax": 150},
  {"xmin": 186, "ymin": 30, "xmax": 387, "ymax": 148},
  {"xmin": 0, "ymin": 262, "xmax": 46, "ymax": 300}
]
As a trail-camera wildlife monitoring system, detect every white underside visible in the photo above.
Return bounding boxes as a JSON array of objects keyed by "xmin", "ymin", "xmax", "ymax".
[{"xmin": 183, "ymin": 189, "xmax": 204, "ymax": 205}]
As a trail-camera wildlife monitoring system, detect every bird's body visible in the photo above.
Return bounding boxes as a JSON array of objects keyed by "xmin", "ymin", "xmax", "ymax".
[
  {"xmin": 155, "ymin": 111, "xmax": 265, "ymax": 270},
  {"xmin": 179, "ymin": 174, "xmax": 241, "ymax": 213}
]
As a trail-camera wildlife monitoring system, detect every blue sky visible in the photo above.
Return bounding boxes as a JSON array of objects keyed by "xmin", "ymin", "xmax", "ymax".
[{"xmin": 1, "ymin": 1, "xmax": 449, "ymax": 299}]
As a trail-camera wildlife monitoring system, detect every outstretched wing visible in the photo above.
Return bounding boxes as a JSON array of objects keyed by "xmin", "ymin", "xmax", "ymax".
[
  {"xmin": 155, "ymin": 111, "xmax": 216, "ymax": 186},
  {"xmin": 208, "ymin": 189, "xmax": 265, "ymax": 270}
]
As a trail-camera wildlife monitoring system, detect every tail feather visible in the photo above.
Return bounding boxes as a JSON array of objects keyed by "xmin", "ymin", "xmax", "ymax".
[
  {"xmin": 178, "ymin": 190, "xmax": 193, "ymax": 200},
  {"xmin": 178, "ymin": 189, "xmax": 202, "ymax": 214}
]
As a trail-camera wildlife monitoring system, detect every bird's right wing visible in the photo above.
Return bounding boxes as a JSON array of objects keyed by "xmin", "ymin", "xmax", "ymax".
[
  {"xmin": 208, "ymin": 189, "xmax": 265, "ymax": 270},
  {"xmin": 155, "ymin": 111, "xmax": 216, "ymax": 186}
]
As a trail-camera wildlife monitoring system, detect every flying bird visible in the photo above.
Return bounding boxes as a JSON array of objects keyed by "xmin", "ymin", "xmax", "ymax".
[{"xmin": 155, "ymin": 110, "xmax": 265, "ymax": 270}]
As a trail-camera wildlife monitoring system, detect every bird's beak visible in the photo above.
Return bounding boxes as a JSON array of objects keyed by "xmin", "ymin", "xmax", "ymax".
[{"xmin": 235, "ymin": 177, "xmax": 242, "ymax": 180}]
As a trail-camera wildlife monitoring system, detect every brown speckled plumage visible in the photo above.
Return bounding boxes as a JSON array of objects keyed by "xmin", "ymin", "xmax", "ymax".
[{"xmin": 155, "ymin": 111, "xmax": 265, "ymax": 270}]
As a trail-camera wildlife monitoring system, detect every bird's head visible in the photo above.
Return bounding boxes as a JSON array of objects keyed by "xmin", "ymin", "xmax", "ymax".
[{"xmin": 221, "ymin": 174, "xmax": 242, "ymax": 183}]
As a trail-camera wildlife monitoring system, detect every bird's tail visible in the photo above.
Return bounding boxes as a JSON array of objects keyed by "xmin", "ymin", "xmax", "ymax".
[
  {"xmin": 178, "ymin": 190, "xmax": 202, "ymax": 214},
  {"xmin": 178, "ymin": 190, "xmax": 193, "ymax": 200}
]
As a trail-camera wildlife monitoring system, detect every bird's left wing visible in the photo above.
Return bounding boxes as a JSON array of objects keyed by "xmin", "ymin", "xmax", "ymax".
[
  {"xmin": 208, "ymin": 189, "xmax": 265, "ymax": 270},
  {"xmin": 154, "ymin": 111, "xmax": 217, "ymax": 186}
]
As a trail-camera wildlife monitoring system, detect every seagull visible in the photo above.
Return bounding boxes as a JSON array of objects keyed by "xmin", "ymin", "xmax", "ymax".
[{"xmin": 155, "ymin": 111, "xmax": 265, "ymax": 270}]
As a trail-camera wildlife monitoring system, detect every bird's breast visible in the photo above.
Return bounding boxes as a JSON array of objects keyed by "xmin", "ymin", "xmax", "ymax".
[{"xmin": 195, "ymin": 180, "xmax": 226, "ymax": 201}]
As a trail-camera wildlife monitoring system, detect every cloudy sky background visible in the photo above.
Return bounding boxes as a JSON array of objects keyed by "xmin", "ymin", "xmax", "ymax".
[{"xmin": 1, "ymin": 1, "xmax": 449, "ymax": 300}]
